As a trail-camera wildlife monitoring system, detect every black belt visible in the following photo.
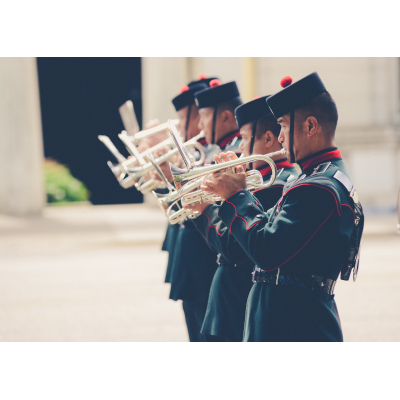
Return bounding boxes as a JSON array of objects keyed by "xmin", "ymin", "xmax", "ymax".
[
  {"xmin": 216, "ymin": 254, "xmax": 254, "ymax": 269},
  {"xmin": 252, "ymin": 266, "xmax": 336, "ymax": 295}
]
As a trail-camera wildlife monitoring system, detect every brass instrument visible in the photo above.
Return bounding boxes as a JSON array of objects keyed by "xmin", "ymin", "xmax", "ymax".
[
  {"xmin": 181, "ymin": 169, "xmax": 264, "ymax": 207},
  {"xmin": 122, "ymin": 131, "xmax": 206, "ymax": 184},
  {"xmin": 98, "ymin": 126, "xmax": 205, "ymax": 194},
  {"xmin": 124, "ymin": 119, "xmax": 179, "ymax": 145},
  {"xmin": 163, "ymin": 119, "xmax": 286, "ymax": 224},
  {"xmin": 169, "ymin": 149, "xmax": 285, "ymax": 191},
  {"xmin": 119, "ymin": 130, "xmax": 205, "ymax": 169},
  {"xmin": 167, "ymin": 153, "xmax": 283, "ymax": 225},
  {"xmin": 119, "ymin": 100, "xmax": 140, "ymax": 136},
  {"xmin": 97, "ymin": 134, "xmax": 156, "ymax": 192}
]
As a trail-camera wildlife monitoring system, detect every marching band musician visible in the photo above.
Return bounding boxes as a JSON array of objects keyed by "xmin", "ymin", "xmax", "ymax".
[
  {"xmin": 185, "ymin": 95, "xmax": 298, "ymax": 341},
  {"xmin": 195, "ymin": 80, "xmax": 243, "ymax": 159},
  {"xmin": 181, "ymin": 80, "xmax": 245, "ymax": 341},
  {"xmin": 165, "ymin": 76, "xmax": 219, "ymax": 342},
  {"xmin": 199, "ymin": 72, "xmax": 364, "ymax": 341}
]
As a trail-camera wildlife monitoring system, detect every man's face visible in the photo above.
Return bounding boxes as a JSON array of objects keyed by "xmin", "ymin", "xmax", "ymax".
[
  {"xmin": 198, "ymin": 107, "xmax": 214, "ymax": 144},
  {"xmin": 239, "ymin": 122, "xmax": 252, "ymax": 158},
  {"xmin": 277, "ymin": 113, "xmax": 297, "ymax": 163},
  {"xmin": 239, "ymin": 122, "xmax": 277, "ymax": 169}
]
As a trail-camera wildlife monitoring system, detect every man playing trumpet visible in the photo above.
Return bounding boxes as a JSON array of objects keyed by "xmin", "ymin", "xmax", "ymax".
[
  {"xmin": 165, "ymin": 76, "xmax": 219, "ymax": 342},
  {"xmin": 184, "ymin": 95, "xmax": 297, "ymax": 341},
  {"xmin": 198, "ymin": 73, "xmax": 364, "ymax": 341}
]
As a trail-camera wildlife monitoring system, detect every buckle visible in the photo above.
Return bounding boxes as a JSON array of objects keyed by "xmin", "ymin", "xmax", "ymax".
[
  {"xmin": 311, "ymin": 162, "xmax": 331, "ymax": 175},
  {"xmin": 252, "ymin": 266, "xmax": 261, "ymax": 283}
]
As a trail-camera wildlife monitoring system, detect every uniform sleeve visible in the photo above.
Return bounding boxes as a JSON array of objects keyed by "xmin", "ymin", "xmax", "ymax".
[
  {"xmin": 191, "ymin": 187, "xmax": 283, "ymax": 266},
  {"xmin": 191, "ymin": 204, "xmax": 252, "ymax": 265},
  {"xmin": 218, "ymin": 186, "xmax": 340, "ymax": 271}
]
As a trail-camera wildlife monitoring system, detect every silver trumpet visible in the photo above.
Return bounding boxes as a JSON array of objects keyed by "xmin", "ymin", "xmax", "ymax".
[
  {"xmin": 145, "ymin": 150, "xmax": 206, "ymax": 223},
  {"xmin": 170, "ymin": 149, "xmax": 286, "ymax": 191},
  {"xmin": 122, "ymin": 131, "xmax": 206, "ymax": 184},
  {"xmin": 97, "ymin": 135, "xmax": 160, "ymax": 192},
  {"xmin": 181, "ymin": 169, "xmax": 264, "ymax": 208},
  {"xmin": 152, "ymin": 176, "xmax": 205, "ymax": 223},
  {"xmin": 166, "ymin": 151, "xmax": 285, "ymax": 224},
  {"xmin": 124, "ymin": 119, "xmax": 179, "ymax": 145},
  {"xmin": 118, "ymin": 129, "xmax": 205, "ymax": 168}
]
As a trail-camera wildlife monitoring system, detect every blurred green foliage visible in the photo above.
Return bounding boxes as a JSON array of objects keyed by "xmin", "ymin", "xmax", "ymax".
[{"xmin": 44, "ymin": 159, "xmax": 90, "ymax": 204}]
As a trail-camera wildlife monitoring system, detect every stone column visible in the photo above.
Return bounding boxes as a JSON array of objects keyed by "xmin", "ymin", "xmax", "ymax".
[
  {"xmin": 141, "ymin": 57, "xmax": 188, "ymax": 125},
  {"xmin": 0, "ymin": 57, "xmax": 44, "ymax": 216}
]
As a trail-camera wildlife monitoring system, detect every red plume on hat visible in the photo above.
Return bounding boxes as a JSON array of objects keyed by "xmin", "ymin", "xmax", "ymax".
[
  {"xmin": 209, "ymin": 79, "xmax": 222, "ymax": 87},
  {"xmin": 280, "ymin": 76, "xmax": 293, "ymax": 88},
  {"xmin": 180, "ymin": 85, "xmax": 190, "ymax": 93},
  {"xmin": 197, "ymin": 73, "xmax": 207, "ymax": 80},
  {"xmin": 252, "ymin": 96, "xmax": 261, "ymax": 100}
]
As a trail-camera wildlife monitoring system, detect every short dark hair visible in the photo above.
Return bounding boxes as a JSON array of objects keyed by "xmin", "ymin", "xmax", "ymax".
[
  {"xmin": 296, "ymin": 91, "xmax": 338, "ymax": 140},
  {"xmin": 217, "ymin": 96, "xmax": 243, "ymax": 115},
  {"xmin": 255, "ymin": 114, "xmax": 281, "ymax": 138}
]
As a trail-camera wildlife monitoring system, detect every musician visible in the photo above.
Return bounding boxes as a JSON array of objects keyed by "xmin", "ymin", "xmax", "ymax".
[
  {"xmin": 200, "ymin": 73, "xmax": 364, "ymax": 341},
  {"xmin": 185, "ymin": 96, "xmax": 298, "ymax": 341},
  {"xmin": 165, "ymin": 76, "xmax": 219, "ymax": 342},
  {"xmin": 194, "ymin": 80, "xmax": 243, "ymax": 160}
]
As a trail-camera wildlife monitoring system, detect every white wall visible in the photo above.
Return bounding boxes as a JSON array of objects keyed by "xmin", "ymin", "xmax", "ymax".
[
  {"xmin": 141, "ymin": 57, "xmax": 400, "ymax": 209},
  {"xmin": 0, "ymin": 57, "xmax": 44, "ymax": 216}
]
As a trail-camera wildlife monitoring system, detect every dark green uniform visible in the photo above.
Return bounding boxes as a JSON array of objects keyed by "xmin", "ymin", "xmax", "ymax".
[
  {"xmin": 218, "ymin": 148, "xmax": 359, "ymax": 341},
  {"xmin": 192, "ymin": 159, "xmax": 298, "ymax": 341},
  {"xmin": 167, "ymin": 145, "xmax": 219, "ymax": 342},
  {"xmin": 162, "ymin": 223, "xmax": 180, "ymax": 284}
]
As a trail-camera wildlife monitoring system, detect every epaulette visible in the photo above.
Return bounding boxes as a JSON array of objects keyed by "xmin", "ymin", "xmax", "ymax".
[{"xmin": 332, "ymin": 170, "xmax": 359, "ymax": 204}]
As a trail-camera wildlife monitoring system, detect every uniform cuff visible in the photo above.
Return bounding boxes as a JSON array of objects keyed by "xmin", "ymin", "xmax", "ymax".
[
  {"xmin": 191, "ymin": 204, "xmax": 214, "ymax": 241},
  {"xmin": 219, "ymin": 190, "xmax": 265, "ymax": 234}
]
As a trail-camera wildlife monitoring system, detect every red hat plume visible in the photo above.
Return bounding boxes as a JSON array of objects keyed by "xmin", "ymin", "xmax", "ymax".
[
  {"xmin": 180, "ymin": 85, "xmax": 190, "ymax": 93},
  {"xmin": 252, "ymin": 96, "xmax": 261, "ymax": 100},
  {"xmin": 280, "ymin": 76, "xmax": 293, "ymax": 88},
  {"xmin": 197, "ymin": 73, "xmax": 207, "ymax": 80},
  {"xmin": 209, "ymin": 79, "xmax": 222, "ymax": 87}
]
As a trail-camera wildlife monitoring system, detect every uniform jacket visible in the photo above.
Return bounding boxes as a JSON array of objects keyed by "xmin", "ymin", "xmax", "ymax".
[
  {"xmin": 218, "ymin": 147, "xmax": 359, "ymax": 341},
  {"xmin": 167, "ymin": 133, "xmax": 246, "ymax": 303},
  {"xmin": 192, "ymin": 158, "xmax": 298, "ymax": 340}
]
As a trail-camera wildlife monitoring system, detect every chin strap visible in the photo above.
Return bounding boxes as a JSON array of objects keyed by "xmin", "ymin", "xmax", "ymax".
[
  {"xmin": 249, "ymin": 119, "xmax": 258, "ymax": 170},
  {"xmin": 289, "ymin": 110, "xmax": 295, "ymax": 163},
  {"xmin": 211, "ymin": 105, "xmax": 218, "ymax": 144},
  {"xmin": 184, "ymin": 104, "xmax": 192, "ymax": 142}
]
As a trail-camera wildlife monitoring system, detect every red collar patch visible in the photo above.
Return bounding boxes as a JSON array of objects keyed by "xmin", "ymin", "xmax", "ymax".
[
  {"xmin": 300, "ymin": 149, "xmax": 342, "ymax": 171},
  {"xmin": 198, "ymin": 137, "xmax": 207, "ymax": 146},
  {"xmin": 257, "ymin": 159, "xmax": 293, "ymax": 177},
  {"xmin": 217, "ymin": 131, "xmax": 241, "ymax": 150}
]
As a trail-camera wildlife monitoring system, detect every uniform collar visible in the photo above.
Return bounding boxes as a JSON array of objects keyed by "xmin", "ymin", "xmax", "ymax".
[
  {"xmin": 257, "ymin": 158, "xmax": 293, "ymax": 177},
  {"xmin": 297, "ymin": 147, "xmax": 342, "ymax": 172},
  {"xmin": 198, "ymin": 137, "xmax": 207, "ymax": 146},
  {"xmin": 217, "ymin": 130, "xmax": 241, "ymax": 150}
]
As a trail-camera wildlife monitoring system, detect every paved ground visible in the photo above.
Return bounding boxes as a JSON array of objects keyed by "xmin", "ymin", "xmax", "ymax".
[{"xmin": 0, "ymin": 203, "xmax": 399, "ymax": 341}]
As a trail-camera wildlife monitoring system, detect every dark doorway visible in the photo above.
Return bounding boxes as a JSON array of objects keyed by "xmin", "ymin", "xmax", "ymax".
[{"xmin": 37, "ymin": 57, "xmax": 143, "ymax": 205}]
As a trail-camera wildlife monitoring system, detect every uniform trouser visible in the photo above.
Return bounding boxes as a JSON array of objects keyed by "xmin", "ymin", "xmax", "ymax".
[{"xmin": 182, "ymin": 300, "xmax": 209, "ymax": 342}]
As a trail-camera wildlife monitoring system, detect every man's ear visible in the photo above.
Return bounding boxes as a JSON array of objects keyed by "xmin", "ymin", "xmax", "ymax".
[
  {"xmin": 262, "ymin": 131, "xmax": 275, "ymax": 149},
  {"xmin": 221, "ymin": 109, "xmax": 234, "ymax": 124},
  {"xmin": 306, "ymin": 116, "xmax": 318, "ymax": 137}
]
